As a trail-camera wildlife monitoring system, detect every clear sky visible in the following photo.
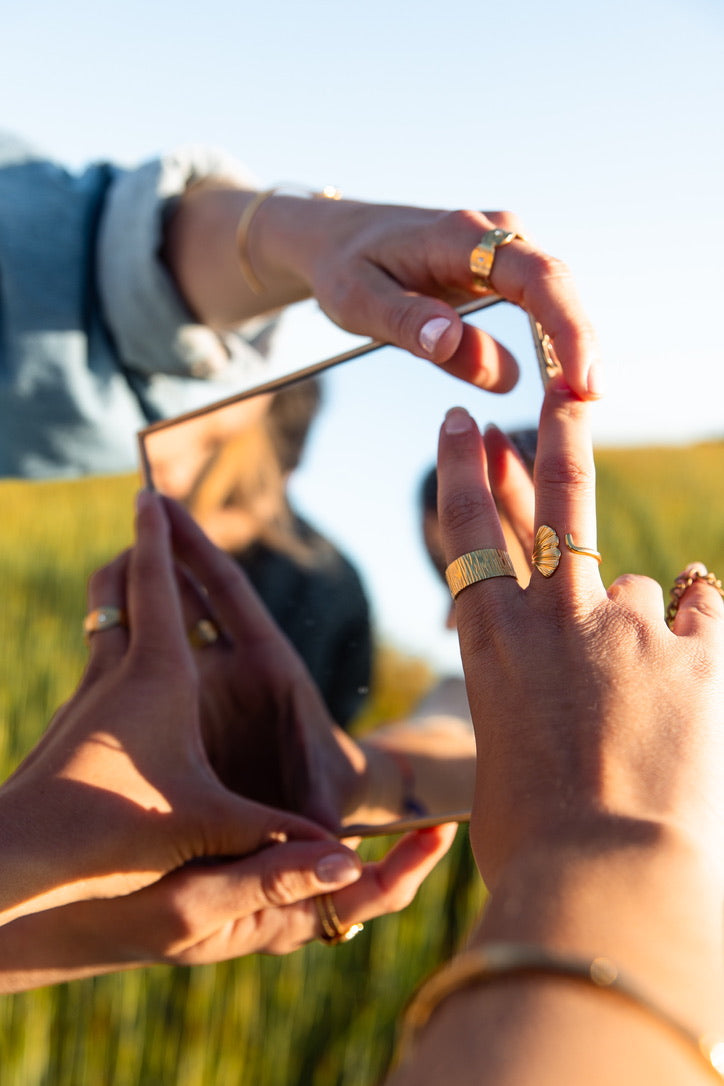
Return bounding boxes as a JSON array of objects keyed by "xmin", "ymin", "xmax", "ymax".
[{"xmin": 6, "ymin": 0, "xmax": 724, "ymax": 663}]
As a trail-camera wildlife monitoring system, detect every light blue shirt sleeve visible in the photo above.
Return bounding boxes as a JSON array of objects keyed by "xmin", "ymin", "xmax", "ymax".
[{"xmin": 0, "ymin": 136, "xmax": 278, "ymax": 477}]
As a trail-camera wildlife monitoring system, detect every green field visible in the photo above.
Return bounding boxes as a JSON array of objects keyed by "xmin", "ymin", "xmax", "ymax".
[{"xmin": 0, "ymin": 440, "xmax": 722, "ymax": 1085}]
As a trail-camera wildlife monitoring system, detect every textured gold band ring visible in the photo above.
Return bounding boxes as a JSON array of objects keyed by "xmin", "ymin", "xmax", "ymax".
[
  {"xmin": 445, "ymin": 549, "xmax": 517, "ymax": 600},
  {"xmin": 315, "ymin": 894, "xmax": 364, "ymax": 946},
  {"xmin": 83, "ymin": 606, "xmax": 128, "ymax": 641},
  {"xmin": 469, "ymin": 228, "xmax": 529, "ymax": 292},
  {"xmin": 665, "ymin": 568, "xmax": 724, "ymax": 629}
]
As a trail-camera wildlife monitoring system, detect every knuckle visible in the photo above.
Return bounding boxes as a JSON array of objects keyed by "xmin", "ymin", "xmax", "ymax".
[
  {"xmin": 438, "ymin": 487, "xmax": 486, "ymax": 536},
  {"xmin": 535, "ymin": 450, "xmax": 595, "ymax": 496},
  {"xmin": 259, "ymin": 863, "xmax": 302, "ymax": 907}
]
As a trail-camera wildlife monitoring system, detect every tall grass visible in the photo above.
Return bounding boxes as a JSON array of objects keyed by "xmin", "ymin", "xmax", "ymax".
[{"xmin": 0, "ymin": 439, "xmax": 722, "ymax": 1085}]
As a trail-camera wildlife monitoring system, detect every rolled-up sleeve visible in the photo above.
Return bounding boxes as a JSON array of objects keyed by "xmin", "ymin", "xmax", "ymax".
[{"xmin": 96, "ymin": 146, "xmax": 276, "ymax": 386}]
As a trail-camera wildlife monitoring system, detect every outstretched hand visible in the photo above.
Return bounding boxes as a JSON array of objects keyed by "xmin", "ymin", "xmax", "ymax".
[{"xmin": 436, "ymin": 377, "xmax": 724, "ymax": 890}]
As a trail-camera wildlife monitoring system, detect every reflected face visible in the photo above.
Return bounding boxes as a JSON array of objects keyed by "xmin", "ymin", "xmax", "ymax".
[{"xmin": 146, "ymin": 395, "xmax": 271, "ymax": 499}]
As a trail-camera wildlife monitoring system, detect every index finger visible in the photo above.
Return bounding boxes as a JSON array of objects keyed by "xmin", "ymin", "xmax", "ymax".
[{"xmin": 126, "ymin": 490, "xmax": 191, "ymax": 663}]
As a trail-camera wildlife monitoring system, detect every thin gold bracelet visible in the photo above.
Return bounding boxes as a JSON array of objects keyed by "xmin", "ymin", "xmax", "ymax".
[
  {"xmin": 235, "ymin": 183, "xmax": 342, "ymax": 294},
  {"xmin": 396, "ymin": 942, "xmax": 724, "ymax": 1080}
]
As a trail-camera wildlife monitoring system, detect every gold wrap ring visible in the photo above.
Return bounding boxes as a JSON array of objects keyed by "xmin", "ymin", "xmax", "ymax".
[
  {"xmin": 469, "ymin": 228, "xmax": 529, "ymax": 292},
  {"xmin": 665, "ymin": 568, "xmax": 724, "ymax": 629},
  {"xmin": 445, "ymin": 549, "xmax": 517, "ymax": 599},
  {"xmin": 315, "ymin": 894, "xmax": 364, "ymax": 946},
  {"xmin": 564, "ymin": 533, "xmax": 602, "ymax": 564}
]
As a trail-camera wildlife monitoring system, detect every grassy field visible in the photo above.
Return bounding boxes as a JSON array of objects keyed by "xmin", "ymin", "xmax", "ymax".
[{"xmin": 0, "ymin": 439, "xmax": 722, "ymax": 1085}]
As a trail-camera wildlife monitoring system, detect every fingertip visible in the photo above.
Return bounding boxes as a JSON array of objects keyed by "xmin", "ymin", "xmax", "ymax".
[
  {"xmin": 315, "ymin": 850, "xmax": 363, "ymax": 887},
  {"xmin": 418, "ymin": 315, "xmax": 457, "ymax": 359}
]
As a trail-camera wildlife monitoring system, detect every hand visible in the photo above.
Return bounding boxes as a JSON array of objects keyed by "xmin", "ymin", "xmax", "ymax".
[
  {"xmin": 0, "ymin": 825, "xmax": 456, "ymax": 992},
  {"xmin": 436, "ymin": 377, "xmax": 724, "ymax": 890},
  {"xmin": 162, "ymin": 496, "xmax": 371, "ymax": 830},
  {"xmin": 0, "ymin": 492, "xmax": 346, "ymax": 923},
  {"xmin": 164, "ymin": 185, "xmax": 601, "ymax": 401},
  {"xmin": 253, "ymin": 196, "xmax": 601, "ymax": 400}
]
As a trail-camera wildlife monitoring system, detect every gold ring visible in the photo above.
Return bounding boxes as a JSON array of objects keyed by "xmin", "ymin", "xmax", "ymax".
[
  {"xmin": 315, "ymin": 893, "xmax": 364, "ymax": 946},
  {"xmin": 188, "ymin": 618, "xmax": 220, "ymax": 648},
  {"xmin": 469, "ymin": 228, "xmax": 529, "ymax": 292},
  {"xmin": 445, "ymin": 549, "xmax": 517, "ymax": 600},
  {"xmin": 531, "ymin": 525, "xmax": 561, "ymax": 578},
  {"xmin": 564, "ymin": 533, "xmax": 602, "ymax": 564},
  {"xmin": 665, "ymin": 568, "xmax": 724, "ymax": 629},
  {"xmin": 83, "ymin": 606, "xmax": 127, "ymax": 641}
]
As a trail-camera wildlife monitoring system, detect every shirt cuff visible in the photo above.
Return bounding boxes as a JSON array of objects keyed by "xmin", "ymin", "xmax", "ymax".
[{"xmin": 96, "ymin": 145, "xmax": 276, "ymax": 387}]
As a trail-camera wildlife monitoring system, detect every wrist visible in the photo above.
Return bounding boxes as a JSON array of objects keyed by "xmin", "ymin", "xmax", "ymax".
[{"xmin": 473, "ymin": 823, "xmax": 724, "ymax": 1034}]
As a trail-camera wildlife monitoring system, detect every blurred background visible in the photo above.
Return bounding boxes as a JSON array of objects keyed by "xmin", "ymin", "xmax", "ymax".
[{"xmin": 2, "ymin": 1, "xmax": 723, "ymax": 1082}]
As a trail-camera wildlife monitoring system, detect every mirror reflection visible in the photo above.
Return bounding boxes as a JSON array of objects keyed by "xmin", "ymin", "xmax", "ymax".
[{"xmin": 140, "ymin": 301, "xmax": 546, "ymax": 830}]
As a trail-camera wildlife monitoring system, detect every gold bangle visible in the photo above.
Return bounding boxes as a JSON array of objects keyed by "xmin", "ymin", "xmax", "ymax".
[
  {"xmin": 397, "ymin": 942, "xmax": 724, "ymax": 1079},
  {"xmin": 236, "ymin": 183, "xmax": 342, "ymax": 294}
]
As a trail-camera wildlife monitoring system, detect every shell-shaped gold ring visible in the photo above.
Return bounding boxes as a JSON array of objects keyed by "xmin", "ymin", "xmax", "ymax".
[{"xmin": 531, "ymin": 525, "xmax": 561, "ymax": 577}]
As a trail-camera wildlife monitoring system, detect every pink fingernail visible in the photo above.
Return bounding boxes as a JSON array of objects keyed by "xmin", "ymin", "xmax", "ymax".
[
  {"xmin": 419, "ymin": 317, "xmax": 451, "ymax": 354},
  {"xmin": 443, "ymin": 407, "xmax": 474, "ymax": 434},
  {"xmin": 316, "ymin": 851, "xmax": 361, "ymax": 884}
]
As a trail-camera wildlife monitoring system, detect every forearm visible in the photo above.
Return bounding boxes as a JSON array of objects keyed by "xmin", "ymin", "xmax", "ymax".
[
  {"xmin": 387, "ymin": 830, "xmax": 724, "ymax": 1086},
  {"xmin": 161, "ymin": 183, "xmax": 323, "ymax": 327}
]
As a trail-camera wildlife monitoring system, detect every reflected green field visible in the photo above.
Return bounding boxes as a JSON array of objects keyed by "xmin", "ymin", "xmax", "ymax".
[{"xmin": 0, "ymin": 440, "xmax": 722, "ymax": 1085}]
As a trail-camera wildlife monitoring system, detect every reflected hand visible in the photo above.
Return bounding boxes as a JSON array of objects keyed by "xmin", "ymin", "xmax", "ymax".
[
  {"xmin": 163, "ymin": 497, "xmax": 369, "ymax": 830},
  {"xmin": 0, "ymin": 492, "xmax": 341, "ymax": 923}
]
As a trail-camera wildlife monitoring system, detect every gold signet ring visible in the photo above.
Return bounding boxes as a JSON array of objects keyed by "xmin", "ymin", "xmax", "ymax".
[
  {"xmin": 445, "ymin": 549, "xmax": 517, "ymax": 600},
  {"xmin": 315, "ymin": 893, "xmax": 364, "ymax": 946},
  {"xmin": 188, "ymin": 618, "xmax": 220, "ymax": 648},
  {"xmin": 83, "ymin": 606, "xmax": 128, "ymax": 641},
  {"xmin": 564, "ymin": 534, "xmax": 602, "ymax": 564},
  {"xmin": 469, "ymin": 228, "xmax": 529, "ymax": 292}
]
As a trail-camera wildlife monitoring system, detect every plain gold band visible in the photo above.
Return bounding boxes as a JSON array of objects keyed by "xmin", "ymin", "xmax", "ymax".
[{"xmin": 445, "ymin": 549, "xmax": 517, "ymax": 600}]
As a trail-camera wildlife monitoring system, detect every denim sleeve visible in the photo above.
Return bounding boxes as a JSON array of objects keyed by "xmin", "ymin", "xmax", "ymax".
[{"xmin": 96, "ymin": 146, "xmax": 278, "ymax": 386}]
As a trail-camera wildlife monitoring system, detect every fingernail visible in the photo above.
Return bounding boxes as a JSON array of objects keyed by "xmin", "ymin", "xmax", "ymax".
[
  {"xmin": 443, "ymin": 407, "xmax": 474, "ymax": 434},
  {"xmin": 419, "ymin": 317, "xmax": 451, "ymax": 355},
  {"xmin": 586, "ymin": 363, "xmax": 604, "ymax": 398},
  {"xmin": 315, "ymin": 851, "xmax": 361, "ymax": 885}
]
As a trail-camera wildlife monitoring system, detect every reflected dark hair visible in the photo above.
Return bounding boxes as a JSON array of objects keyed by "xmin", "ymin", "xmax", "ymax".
[{"xmin": 419, "ymin": 427, "xmax": 538, "ymax": 514}]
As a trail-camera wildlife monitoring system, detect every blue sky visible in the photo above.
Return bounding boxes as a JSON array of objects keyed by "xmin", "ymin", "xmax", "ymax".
[{"xmin": 6, "ymin": 0, "xmax": 724, "ymax": 662}]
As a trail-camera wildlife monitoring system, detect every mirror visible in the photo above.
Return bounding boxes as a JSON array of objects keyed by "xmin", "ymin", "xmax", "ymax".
[{"xmin": 139, "ymin": 299, "xmax": 555, "ymax": 833}]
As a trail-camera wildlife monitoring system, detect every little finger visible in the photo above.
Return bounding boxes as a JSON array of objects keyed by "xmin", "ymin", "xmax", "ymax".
[{"xmin": 666, "ymin": 562, "xmax": 724, "ymax": 639}]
